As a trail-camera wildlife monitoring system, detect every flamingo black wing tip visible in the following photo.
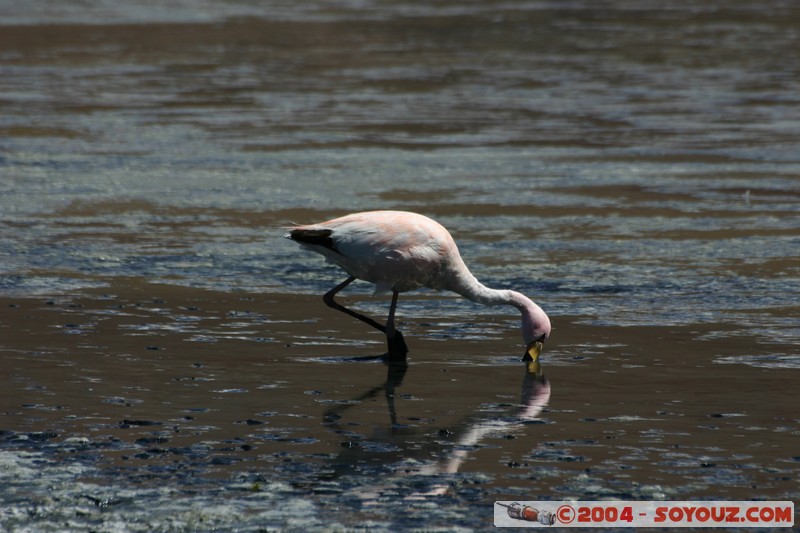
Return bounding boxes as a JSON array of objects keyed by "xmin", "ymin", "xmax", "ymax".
[{"xmin": 288, "ymin": 228, "xmax": 336, "ymax": 251}]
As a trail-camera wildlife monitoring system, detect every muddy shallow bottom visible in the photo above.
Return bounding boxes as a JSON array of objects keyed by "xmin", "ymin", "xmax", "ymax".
[{"xmin": 1, "ymin": 280, "xmax": 797, "ymax": 531}]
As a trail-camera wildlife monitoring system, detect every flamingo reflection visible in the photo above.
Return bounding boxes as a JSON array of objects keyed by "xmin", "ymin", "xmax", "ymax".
[
  {"xmin": 406, "ymin": 361, "xmax": 550, "ymax": 497},
  {"xmin": 319, "ymin": 360, "xmax": 551, "ymax": 499}
]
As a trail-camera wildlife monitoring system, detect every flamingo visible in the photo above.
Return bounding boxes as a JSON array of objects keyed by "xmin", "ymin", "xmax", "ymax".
[{"xmin": 286, "ymin": 210, "xmax": 551, "ymax": 361}]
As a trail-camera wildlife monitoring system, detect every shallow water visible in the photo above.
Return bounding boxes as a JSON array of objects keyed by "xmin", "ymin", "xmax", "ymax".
[{"xmin": 1, "ymin": 1, "xmax": 799, "ymax": 531}]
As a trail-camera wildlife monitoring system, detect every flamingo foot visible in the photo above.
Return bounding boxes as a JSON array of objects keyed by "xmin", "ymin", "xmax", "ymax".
[{"xmin": 386, "ymin": 330, "xmax": 408, "ymax": 362}]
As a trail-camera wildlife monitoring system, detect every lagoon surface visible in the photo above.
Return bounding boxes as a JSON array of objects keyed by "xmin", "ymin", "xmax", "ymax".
[{"xmin": 1, "ymin": 1, "xmax": 799, "ymax": 530}]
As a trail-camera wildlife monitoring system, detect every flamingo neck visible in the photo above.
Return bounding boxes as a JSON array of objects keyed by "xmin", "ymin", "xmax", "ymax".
[{"xmin": 447, "ymin": 270, "xmax": 551, "ymax": 343}]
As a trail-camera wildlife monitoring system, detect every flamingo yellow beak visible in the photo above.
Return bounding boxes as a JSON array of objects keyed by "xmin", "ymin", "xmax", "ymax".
[{"xmin": 522, "ymin": 339, "xmax": 543, "ymax": 363}]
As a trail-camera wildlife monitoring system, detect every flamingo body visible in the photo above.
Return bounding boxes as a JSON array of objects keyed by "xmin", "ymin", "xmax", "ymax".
[
  {"xmin": 290, "ymin": 211, "xmax": 457, "ymax": 293},
  {"xmin": 287, "ymin": 210, "xmax": 551, "ymax": 357}
]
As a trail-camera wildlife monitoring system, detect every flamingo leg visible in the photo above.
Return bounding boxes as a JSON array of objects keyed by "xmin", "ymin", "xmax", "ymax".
[
  {"xmin": 384, "ymin": 290, "xmax": 408, "ymax": 359},
  {"xmin": 385, "ymin": 290, "xmax": 400, "ymax": 339},
  {"xmin": 322, "ymin": 277, "xmax": 408, "ymax": 359},
  {"xmin": 323, "ymin": 276, "xmax": 387, "ymax": 334}
]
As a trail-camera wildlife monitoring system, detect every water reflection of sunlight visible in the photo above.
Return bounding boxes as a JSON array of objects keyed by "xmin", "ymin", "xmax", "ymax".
[
  {"xmin": 320, "ymin": 359, "xmax": 551, "ymax": 500},
  {"xmin": 714, "ymin": 353, "xmax": 800, "ymax": 370}
]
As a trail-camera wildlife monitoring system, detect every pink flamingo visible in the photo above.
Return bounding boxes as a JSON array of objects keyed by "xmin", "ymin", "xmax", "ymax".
[{"xmin": 287, "ymin": 210, "xmax": 551, "ymax": 360}]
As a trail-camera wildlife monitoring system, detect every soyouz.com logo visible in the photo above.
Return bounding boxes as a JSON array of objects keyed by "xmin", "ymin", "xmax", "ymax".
[{"xmin": 494, "ymin": 501, "xmax": 795, "ymax": 528}]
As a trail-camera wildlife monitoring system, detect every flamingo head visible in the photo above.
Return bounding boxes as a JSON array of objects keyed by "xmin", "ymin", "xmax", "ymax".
[
  {"xmin": 521, "ymin": 300, "xmax": 551, "ymax": 363},
  {"xmin": 523, "ymin": 333, "xmax": 547, "ymax": 363}
]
